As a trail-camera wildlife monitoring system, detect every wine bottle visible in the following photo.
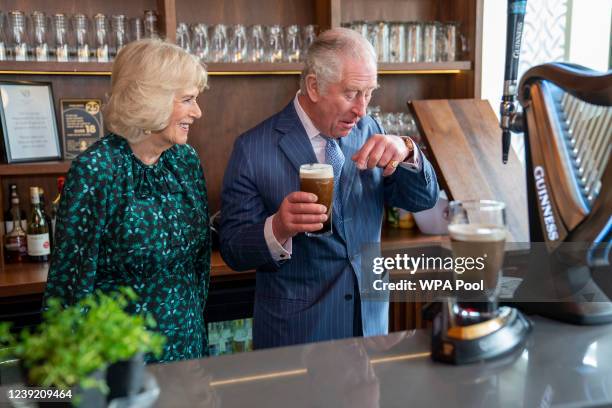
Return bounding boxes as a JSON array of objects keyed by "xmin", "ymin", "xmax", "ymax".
[
  {"xmin": 51, "ymin": 176, "xmax": 66, "ymax": 241},
  {"xmin": 38, "ymin": 188, "xmax": 53, "ymax": 249},
  {"xmin": 4, "ymin": 184, "xmax": 27, "ymax": 233},
  {"xmin": 27, "ymin": 187, "xmax": 51, "ymax": 262},
  {"xmin": 4, "ymin": 191, "xmax": 27, "ymax": 263}
]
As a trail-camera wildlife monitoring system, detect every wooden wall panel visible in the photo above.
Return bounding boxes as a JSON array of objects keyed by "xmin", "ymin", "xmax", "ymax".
[
  {"xmin": 340, "ymin": 0, "xmax": 440, "ymax": 24},
  {"xmin": 189, "ymin": 75, "xmax": 301, "ymax": 213},
  {"xmin": 175, "ymin": 0, "xmax": 319, "ymax": 26}
]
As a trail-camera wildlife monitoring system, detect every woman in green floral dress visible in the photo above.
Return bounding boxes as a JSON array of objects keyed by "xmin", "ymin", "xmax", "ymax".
[{"xmin": 44, "ymin": 39, "xmax": 210, "ymax": 363}]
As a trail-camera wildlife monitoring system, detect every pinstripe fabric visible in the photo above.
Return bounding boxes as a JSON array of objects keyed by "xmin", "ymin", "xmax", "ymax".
[{"xmin": 220, "ymin": 102, "xmax": 439, "ymax": 349}]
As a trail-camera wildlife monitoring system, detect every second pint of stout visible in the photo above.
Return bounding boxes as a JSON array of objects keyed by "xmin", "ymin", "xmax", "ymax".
[
  {"xmin": 300, "ymin": 163, "xmax": 334, "ymax": 236},
  {"xmin": 448, "ymin": 223, "xmax": 506, "ymax": 314}
]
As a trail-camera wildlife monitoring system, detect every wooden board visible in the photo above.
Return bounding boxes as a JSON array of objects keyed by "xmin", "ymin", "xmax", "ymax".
[{"xmin": 409, "ymin": 99, "xmax": 529, "ymax": 242}]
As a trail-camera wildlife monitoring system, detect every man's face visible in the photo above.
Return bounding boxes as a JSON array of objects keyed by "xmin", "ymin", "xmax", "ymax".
[{"xmin": 310, "ymin": 57, "xmax": 378, "ymax": 138}]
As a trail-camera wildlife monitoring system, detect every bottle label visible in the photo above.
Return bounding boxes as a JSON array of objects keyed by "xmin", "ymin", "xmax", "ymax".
[
  {"xmin": 27, "ymin": 233, "xmax": 51, "ymax": 256},
  {"xmin": 5, "ymin": 235, "xmax": 27, "ymax": 255}
]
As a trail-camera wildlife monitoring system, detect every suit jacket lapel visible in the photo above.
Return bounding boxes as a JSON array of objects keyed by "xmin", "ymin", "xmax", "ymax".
[{"xmin": 276, "ymin": 102, "xmax": 318, "ymax": 173}]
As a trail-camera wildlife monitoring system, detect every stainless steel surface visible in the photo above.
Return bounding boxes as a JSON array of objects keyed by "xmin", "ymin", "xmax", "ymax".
[{"xmin": 149, "ymin": 317, "xmax": 612, "ymax": 407}]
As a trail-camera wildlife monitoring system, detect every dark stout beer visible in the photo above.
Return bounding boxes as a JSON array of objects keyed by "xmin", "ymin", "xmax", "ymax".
[{"xmin": 300, "ymin": 164, "xmax": 334, "ymax": 236}]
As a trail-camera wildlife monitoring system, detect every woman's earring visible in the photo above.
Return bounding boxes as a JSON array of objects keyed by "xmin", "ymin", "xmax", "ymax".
[{"xmin": 143, "ymin": 129, "xmax": 152, "ymax": 135}]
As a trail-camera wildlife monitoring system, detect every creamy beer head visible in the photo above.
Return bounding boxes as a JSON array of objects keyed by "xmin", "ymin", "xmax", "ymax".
[
  {"xmin": 300, "ymin": 163, "xmax": 334, "ymax": 179},
  {"xmin": 448, "ymin": 224, "xmax": 506, "ymax": 242}
]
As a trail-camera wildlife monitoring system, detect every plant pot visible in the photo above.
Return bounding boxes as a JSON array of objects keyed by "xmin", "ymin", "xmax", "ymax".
[
  {"xmin": 74, "ymin": 368, "xmax": 107, "ymax": 408},
  {"xmin": 106, "ymin": 353, "xmax": 145, "ymax": 401}
]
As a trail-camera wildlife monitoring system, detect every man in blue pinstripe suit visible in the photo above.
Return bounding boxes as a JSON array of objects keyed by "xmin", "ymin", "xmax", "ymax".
[{"xmin": 220, "ymin": 28, "xmax": 439, "ymax": 349}]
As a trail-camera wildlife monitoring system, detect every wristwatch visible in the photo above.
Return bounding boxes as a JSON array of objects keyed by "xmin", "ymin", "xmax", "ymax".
[{"xmin": 401, "ymin": 136, "xmax": 415, "ymax": 162}]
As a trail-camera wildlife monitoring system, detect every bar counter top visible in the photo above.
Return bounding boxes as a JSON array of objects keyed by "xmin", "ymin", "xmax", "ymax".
[{"xmin": 148, "ymin": 316, "xmax": 612, "ymax": 407}]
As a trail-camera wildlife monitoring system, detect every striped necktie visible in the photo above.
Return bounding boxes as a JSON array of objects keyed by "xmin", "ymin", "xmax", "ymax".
[{"xmin": 324, "ymin": 137, "xmax": 345, "ymax": 222}]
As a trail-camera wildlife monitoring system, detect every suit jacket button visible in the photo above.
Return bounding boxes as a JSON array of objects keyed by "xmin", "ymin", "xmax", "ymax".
[{"xmin": 344, "ymin": 294, "xmax": 353, "ymax": 301}]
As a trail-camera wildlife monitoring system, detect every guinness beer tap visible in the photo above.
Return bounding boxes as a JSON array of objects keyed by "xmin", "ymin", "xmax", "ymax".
[{"xmin": 500, "ymin": 0, "xmax": 527, "ymax": 163}]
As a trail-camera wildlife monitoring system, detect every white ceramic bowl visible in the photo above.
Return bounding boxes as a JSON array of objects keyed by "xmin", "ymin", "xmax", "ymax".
[{"xmin": 413, "ymin": 190, "xmax": 449, "ymax": 235}]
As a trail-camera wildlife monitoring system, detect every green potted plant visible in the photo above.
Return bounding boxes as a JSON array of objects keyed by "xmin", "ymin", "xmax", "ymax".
[{"xmin": 0, "ymin": 287, "xmax": 165, "ymax": 407}]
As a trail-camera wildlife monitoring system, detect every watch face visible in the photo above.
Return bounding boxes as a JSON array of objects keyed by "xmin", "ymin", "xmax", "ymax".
[{"xmin": 404, "ymin": 137, "xmax": 414, "ymax": 151}]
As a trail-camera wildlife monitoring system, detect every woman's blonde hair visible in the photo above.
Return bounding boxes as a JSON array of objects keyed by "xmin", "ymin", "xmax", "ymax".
[{"xmin": 104, "ymin": 39, "xmax": 208, "ymax": 142}]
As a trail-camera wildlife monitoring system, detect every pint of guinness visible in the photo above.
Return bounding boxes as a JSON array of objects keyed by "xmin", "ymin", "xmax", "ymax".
[
  {"xmin": 448, "ymin": 200, "xmax": 507, "ymax": 319},
  {"xmin": 300, "ymin": 163, "xmax": 334, "ymax": 237}
]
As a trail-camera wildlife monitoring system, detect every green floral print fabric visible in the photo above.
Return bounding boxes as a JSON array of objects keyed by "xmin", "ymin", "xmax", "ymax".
[{"xmin": 44, "ymin": 133, "xmax": 211, "ymax": 363}]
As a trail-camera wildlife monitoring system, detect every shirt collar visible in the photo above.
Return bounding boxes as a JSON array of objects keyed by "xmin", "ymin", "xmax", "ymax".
[{"xmin": 293, "ymin": 91, "xmax": 322, "ymax": 142}]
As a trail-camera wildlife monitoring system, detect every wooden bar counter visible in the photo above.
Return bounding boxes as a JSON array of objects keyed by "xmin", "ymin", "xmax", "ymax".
[
  {"xmin": 0, "ymin": 228, "xmax": 445, "ymax": 331},
  {"xmin": 0, "ymin": 229, "xmax": 444, "ymax": 298}
]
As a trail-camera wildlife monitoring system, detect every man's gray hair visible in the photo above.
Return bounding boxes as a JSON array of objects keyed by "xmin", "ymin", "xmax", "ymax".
[{"xmin": 300, "ymin": 28, "xmax": 377, "ymax": 95}]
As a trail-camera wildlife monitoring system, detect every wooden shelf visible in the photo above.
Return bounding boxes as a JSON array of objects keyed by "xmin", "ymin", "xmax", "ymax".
[
  {"xmin": 378, "ymin": 61, "xmax": 471, "ymax": 74},
  {"xmin": 0, "ymin": 61, "xmax": 114, "ymax": 75},
  {"xmin": 0, "ymin": 250, "xmax": 251, "ymax": 297},
  {"xmin": 382, "ymin": 227, "xmax": 445, "ymax": 246},
  {"xmin": 1, "ymin": 61, "xmax": 472, "ymax": 76},
  {"xmin": 0, "ymin": 161, "xmax": 71, "ymax": 176},
  {"xmin": 0, "ymin": 262, "xmax": 48, "ymax": 297}
]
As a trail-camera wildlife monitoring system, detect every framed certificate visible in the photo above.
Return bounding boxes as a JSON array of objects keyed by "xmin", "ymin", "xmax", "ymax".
[
  {"xmin": 0, "ymin": 81, "xmax": 62, "ymax": 163},
  {"xmin": 60, "ymin": 99, "xmax": 104, "ymax": 159}
]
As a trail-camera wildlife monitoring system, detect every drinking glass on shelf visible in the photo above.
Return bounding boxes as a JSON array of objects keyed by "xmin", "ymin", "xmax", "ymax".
[
  {"xmin": 301, "ymin": 24, "xmax": 317, "ymax": 57},
  {"xmin": 53, "ymin": 13, "xmax": 69, "ymax": 61},
  {"xmin": 229, "ymin": 24, "xmax": 247, "ymax": 63},
  {"xmin": 349, "ymin": 21, "xmax": 368, "ymax": 38},
  {"xmin": 31, "ymin": 11, "xmax": 49, "ymax": 61},
  {"xmin": 266, "ymin": 25, "xmax": 283, "ymax": 63},
  {"xmin": 247, "ymin": 24, "xmax": 265, "ymax": 62},
  {"xmin": 72, "ymin": 13, "xmax": 90, "ymax": 62},
  {"xmin": 191, "ymin": 23, "xmax": 209, "ymax": 62},
  {"xmin": 367, "ymin": 22, "xmax": 389, "ymax": 63},
  {"xmin": 176, "ymin": 22, "xmax": 191, "ymax": 53},
  {"xmin": 8, "ymin": 10, "xmax": 28, "ymax": 61},
  {"xmin": 111, "ymin": 15, "xmax": 128, "ymax": 57},
  {"xmin": 210, "ymin": 24, "xmax": 228, "ymax": 62},
  {"xmin": 284, "ymin": 24, "xmax": 301, "ymax": 62},
  {"xmin": 130, "ymin": 17, "xmax": 143, "ymax": 42},
  {"xmin": 143, "ymin": 10, "xmax": 159, "ymax": 39},
  {"xmin": 368, "ymin": 105, "xmax": 382, "ymax": 126},
  {"xmin": 405, "ymin": 21, "xmax": 422, "ymax": 63},
  {"xmin": 422, "ymin": 22, "xmax": 437, "ymax": 63},
  {"xmin": 383, "ymin": 112, "xmax": 398, "ymax": 135},
  {"xmin": 443, "ymin": 22, "xmax": 460, "ymax": 61},
  {"xmin": 0, "ymin": 12, "xmax": 6, "ymax": 61},
  {"xmin": 93, "ymin": 14, "xmax": 110, "ymax": 62},
  {"xmin": 388, "ymin": 22, "xmax": 405, "ymax": 63}
]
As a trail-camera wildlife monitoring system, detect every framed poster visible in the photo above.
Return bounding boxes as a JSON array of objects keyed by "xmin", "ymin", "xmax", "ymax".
[
  {"xmin": 60, "ymin": 99, "xmax": 104, "ymax": 159},
  {"xmin": 0, "ymin": 81, "xmax": 62, "ymax": 163}
]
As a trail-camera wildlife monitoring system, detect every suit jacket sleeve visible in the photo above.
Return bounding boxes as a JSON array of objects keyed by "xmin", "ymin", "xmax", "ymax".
[
  {"xmin": 220, "ymin": 136, "xmax": 281, "ymax": 271},
  {"xmin": 377, "ymin": 119, "xmax": 440, "ymax": 211}
]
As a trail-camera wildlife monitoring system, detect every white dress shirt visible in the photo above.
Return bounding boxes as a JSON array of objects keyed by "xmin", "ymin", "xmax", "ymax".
[{"xmin": 264, "ymin": 93, "xmax": 422, "ymax": 261}]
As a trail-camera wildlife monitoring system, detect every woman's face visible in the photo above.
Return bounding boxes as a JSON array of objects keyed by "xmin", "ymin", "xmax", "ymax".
[{"xmin": 158, "ymin": 87, "xmax": 202, "ymax": 146}]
